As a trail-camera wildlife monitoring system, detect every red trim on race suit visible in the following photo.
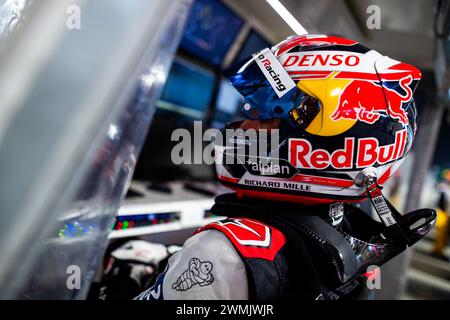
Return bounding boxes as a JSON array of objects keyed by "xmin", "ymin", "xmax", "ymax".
[
  {"xmin": 197, "ymin": 218, "xmax": 287, "ymax": 261},
  {"xmin": 218, "ymin": 176, "xmax": 240, "ymax": 184}
]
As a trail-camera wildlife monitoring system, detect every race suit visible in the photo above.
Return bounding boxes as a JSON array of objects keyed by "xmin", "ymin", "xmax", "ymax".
[{"xmin": 136, "ymin": 193, "xmax": 372, "ymax": 300}]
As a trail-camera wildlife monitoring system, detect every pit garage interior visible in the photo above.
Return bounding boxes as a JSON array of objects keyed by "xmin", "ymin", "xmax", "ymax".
[{"xmin": 0, "ymin": 0, "xmax": 449, "ymax": 300}]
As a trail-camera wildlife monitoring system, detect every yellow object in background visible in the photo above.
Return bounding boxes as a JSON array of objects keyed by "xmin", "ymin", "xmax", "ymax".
[{"xmin": 432, "ymin": 209, "xmax": 449, "ymax": 256}]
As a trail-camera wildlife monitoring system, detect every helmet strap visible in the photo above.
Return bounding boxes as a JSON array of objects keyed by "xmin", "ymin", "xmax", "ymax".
[{"xmin": 357, "ymin": 168, "xmax": 436, "ymax": 247}]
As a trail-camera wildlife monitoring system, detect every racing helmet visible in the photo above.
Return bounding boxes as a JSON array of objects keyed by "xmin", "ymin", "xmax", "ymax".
[{"xmin": 214, "ymin": 34, "xmax": 422, "ymax": 204}]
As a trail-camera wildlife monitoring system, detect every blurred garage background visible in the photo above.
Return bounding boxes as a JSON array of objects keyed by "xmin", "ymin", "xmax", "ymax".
[{"xmin": 0, "ymin": 0, "xmax": 448, "ymax": 299}]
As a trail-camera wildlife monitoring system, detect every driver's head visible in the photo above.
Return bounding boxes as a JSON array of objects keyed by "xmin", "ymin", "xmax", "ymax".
[{"xmin": 214, "ymin": 34, "xmax": 421, "ymax": 205}]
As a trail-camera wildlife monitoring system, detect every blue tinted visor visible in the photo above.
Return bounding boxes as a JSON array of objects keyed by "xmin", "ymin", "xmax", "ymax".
[{"xmin": 223, "ymin": 49, "xmax": 321, "ymax": 129}]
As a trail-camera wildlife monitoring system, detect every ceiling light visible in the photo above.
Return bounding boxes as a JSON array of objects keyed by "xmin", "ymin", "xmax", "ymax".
[{"xmin": 266, "ymin": 0, "xmax": 308, "ymax": 35}]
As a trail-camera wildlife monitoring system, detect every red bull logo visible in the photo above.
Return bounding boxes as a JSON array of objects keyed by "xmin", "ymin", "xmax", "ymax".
[
  {"xmin": 289, "ymin": 129, "xmax": 407, "ymax": 170},
  {"xmin": 331, "ymin": 75, "xmax": 413, "ymax": 125}
]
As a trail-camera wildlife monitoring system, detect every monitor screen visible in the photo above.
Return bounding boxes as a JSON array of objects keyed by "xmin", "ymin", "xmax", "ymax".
[
  {"xmin": 156, "ymin": 57, "xmax": 216, "ymax": 121},
  {"xmin": 211, "ymin": 78, "xmax": 244, "ymax": 128},
  {"xmin": 134, "ymin": 57, "xmax": 217, "ymax": 183},
  {"xmin": 180, "ymin": 0, "xmax": 243, "ymax": 66},
  {"xmin": 233, "ymin": 30, "xmax": 272, "ymax": 65}
]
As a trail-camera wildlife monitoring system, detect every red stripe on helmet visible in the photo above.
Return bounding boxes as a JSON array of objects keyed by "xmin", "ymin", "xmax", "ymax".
[
  {"xmin": 227, "ymin": 187, "xmax": 366, "ymax": 205},
  {"xmin": 377, "ymin": 166, "xmax": 393, "ymax": 186},
  {"xmin": 276, "ymin": 35, "xmax": 358, "ymax": 56},
  {"xmin": 335, "ymin": 71, "xmax": 421, "ymax": 81},
  {"xmin": 218, "ymin": 176, "xmax": 240, "ymax": 184},
  {"xmin": 291, "ymin": 174, "xmax": 354, "ymax": 188}
]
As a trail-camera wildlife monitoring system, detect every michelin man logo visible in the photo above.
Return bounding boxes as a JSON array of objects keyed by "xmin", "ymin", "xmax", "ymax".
[
  {"xmin": 329, "ymin": 202, "xmax": 344, "ymax": 226},
  {"xmin": 172, "ymin": 258, "xmax": 214, "ymax": 291}
]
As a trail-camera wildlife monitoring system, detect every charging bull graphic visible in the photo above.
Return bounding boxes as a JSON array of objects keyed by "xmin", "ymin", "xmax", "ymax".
[
  {"xmin": 172, "ymin": 258, "xmax": 214, "ymax": 291},
  {"xmin": 331, "ymin": 75, "xmax": 413, "ymax": 125}
]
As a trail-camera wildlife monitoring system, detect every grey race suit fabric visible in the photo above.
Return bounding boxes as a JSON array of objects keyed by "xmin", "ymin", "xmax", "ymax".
[{"xmin": 135, "ymin": 230, "xmax": 249, "ymax": 300}]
